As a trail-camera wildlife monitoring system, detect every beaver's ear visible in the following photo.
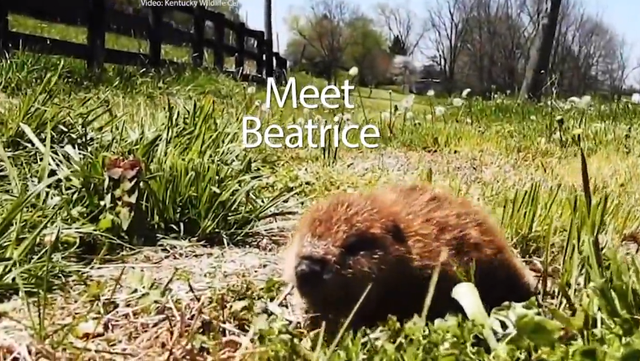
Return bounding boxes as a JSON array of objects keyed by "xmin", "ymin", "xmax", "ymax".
[{"xmin": 386, "ymin": 222, "xmax": 407, "ymax": 244}]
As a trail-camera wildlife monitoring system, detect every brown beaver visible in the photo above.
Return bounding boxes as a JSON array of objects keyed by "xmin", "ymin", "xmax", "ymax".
[{"xmin": 282, "ymin": 183, "xmax": 536, "ymax": 333}]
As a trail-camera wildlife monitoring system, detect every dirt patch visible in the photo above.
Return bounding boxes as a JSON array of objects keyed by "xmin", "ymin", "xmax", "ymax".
[
  {"xmin": 0, "ymin": 244, "xmax": 287, "ymax": 360},
  {"xmin": 343, "ymin": 148, "xmax": 549, "ymax": 185}
]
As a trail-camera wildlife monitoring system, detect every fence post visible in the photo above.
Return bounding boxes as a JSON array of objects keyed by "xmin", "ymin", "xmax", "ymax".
[
  {"xmin": 86, "ymin": 0, "xmax": 106, "ymax": 71},
  {"xmin": 212, "ymin": 12, "xmax": 225, "ymax": 71},
  {"xmin": 264, "ymin": 37, "xmax": 274, "ymax": 79},
  {"xmin": 234, "ymin": 21, "xmax": 245, "ymax": 73},
  {"xmin": 0, "ymin": 1, "xmax": 8, "ymax": 59},
  {"xmin": 255, "ymin": 31, "xmax": 265, "ymax": 76},
  {"xmin": 148, "ymin": 7, "xmax": 163, "ymax": 67},
  {"xmin": 192, "ymin": 5, "xmax": 204, "ymax": 67}
]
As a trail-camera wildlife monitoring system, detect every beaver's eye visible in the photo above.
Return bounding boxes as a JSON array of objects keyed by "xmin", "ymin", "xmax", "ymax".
[
  {"xmin": 386, "ymin": 222, "xmax": 406, "ymax": 244},
  {"xmin": 342, "ymin": 232, "xmax": 382, "ymax": 256}
]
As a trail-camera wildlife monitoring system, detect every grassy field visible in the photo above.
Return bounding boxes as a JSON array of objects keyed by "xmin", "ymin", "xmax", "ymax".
[{"xmin": 3, "ymin": 14, "xmax": 640, "ymax": 361}]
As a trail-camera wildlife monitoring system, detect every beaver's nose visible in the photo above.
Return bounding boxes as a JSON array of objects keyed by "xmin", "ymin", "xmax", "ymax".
[{"xmin": 295, "ymin": 255, "xmax": 328, "ymax": 286}]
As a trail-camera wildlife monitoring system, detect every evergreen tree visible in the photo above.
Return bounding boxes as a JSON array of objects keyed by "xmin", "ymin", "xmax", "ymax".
[{"xmin": 388, "ymin": 35, "xmax": 407, "ymax": 56}]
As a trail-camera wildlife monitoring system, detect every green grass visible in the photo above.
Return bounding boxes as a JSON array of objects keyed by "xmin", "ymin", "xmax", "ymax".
[{"xmin": 3, "ymin": 16, "xmax": 640, "ymax": 360}]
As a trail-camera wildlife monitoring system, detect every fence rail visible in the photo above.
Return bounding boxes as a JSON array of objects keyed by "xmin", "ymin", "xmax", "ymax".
[{"xmin": 0, "ymin": 0, "xmax": 287, "ymax": 83}]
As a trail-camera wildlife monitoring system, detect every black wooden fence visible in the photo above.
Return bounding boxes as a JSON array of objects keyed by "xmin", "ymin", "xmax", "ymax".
[{"xmin": 0, "ymin": 0, "xmax": 288, "ymax": 83}]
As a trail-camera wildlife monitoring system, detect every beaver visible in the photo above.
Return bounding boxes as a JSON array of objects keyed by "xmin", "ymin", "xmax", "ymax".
[{"xmin": 282, "ymin": 183, "xmax": 536, "ymax": 332}]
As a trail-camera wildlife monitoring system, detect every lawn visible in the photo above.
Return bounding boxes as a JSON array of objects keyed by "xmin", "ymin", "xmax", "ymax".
[{"xmin": 3, "ymin": 15, "xmax": 640, "ymax": 361}]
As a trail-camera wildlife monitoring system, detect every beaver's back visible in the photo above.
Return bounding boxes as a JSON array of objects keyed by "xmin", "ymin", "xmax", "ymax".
[{"xmin": 382, "ymin": 184, "xmax": 536, "ymax": 316}]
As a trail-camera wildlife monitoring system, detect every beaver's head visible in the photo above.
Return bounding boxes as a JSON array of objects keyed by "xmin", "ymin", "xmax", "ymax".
[{"xmin": 283, "ymin": 192, "xmax": 414, "ymax": 320}]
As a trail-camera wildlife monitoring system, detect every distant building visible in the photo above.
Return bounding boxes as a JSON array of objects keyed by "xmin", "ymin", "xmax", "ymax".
[{"xmin": 411, "ymin": 78, "xmax": 446, "ymax": 95}]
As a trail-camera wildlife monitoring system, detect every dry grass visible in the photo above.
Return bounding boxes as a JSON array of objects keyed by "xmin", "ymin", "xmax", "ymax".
[{"xmin": 1, "ymin": 244, "xmax": 286, "ymax": 360}]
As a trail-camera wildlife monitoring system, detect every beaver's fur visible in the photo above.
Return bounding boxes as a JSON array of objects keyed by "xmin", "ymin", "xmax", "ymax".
[{"xmin": 282, "ymin": 183, "xmax": 536, "ymax": 332}]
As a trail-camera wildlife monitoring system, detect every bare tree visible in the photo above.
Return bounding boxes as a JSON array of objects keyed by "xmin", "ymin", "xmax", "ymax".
[
  {"xmin": 544, "ymin": 0, "xmax": 580, "ymax": 92},
  {"xmin": 548, "ymin": 11, "xmax": 626, "ymax": 95},
  {"xmin": 519, "ymin": 0, "xmax": 562, "ymax": 101},
  {"xmin": 376, "ymin": 3, "xmax": 428, "ymax": 56},
  {"xmin": 597, "ymin": 36, "xmax": 640, "ymax": 97},
  {"xmin": 456, "ymin": 0, "xmax": 530, "ymax": 94},
  {"xmin": 289, "ymin": 0, "xmax": 360, "ymax": 83},
  {"xmin": 516, "ymin": 0, "xmax": 631, "ymax": 97},
  {"xmin": 426, "ymin": 0, "xmax": 472, "ymax": 93},
  {"xmin": 415, "ymin": 0, "xmax": 633, "ymax": 97},
  {"xmin": 633, "ymin": 57, "xmax": 640, "ymax": 89}
]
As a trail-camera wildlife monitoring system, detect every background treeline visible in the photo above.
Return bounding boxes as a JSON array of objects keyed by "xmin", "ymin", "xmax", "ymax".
[{"xmin": 284, "ymin": 0, "xmax": 639, "ymax": 97}]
